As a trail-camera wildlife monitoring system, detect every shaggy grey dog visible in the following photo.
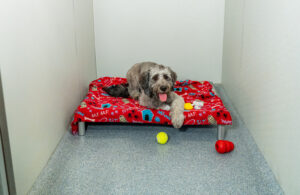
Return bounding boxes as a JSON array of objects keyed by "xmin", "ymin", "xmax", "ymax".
[{"xmin": 104, "ymin": 62, "xmax": 185, "ymax": 128}]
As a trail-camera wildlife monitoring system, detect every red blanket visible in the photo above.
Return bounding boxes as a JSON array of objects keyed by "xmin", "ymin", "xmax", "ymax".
[{"xmin": 71, "ymin": 77, "xmax": 232, "ymax": 134}]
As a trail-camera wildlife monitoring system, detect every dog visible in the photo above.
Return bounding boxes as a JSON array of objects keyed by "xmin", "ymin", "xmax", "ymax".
[{"xmin": 104, "ymin": 62, "xmax": 185, "ymax": 128}]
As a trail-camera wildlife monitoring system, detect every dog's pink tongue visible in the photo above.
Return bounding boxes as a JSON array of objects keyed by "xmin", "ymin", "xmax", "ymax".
[{"xmin": 159, "ymin": 94, "xmax": 167, "ymax": 102}]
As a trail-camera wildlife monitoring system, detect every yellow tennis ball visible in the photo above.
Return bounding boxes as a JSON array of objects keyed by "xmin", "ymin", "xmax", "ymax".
[
  {"xmin": 184, "ymin": 103, "xmax": 193, "ymax": 110},
  {"xmin": 156, "ymin": 132, "xmax": 168, "ymax": 144}
]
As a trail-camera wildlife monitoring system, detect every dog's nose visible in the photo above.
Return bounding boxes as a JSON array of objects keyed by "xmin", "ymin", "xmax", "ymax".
[{"xmin": 160, "ymin": 86, "xmax": 167, "ymax": 92}]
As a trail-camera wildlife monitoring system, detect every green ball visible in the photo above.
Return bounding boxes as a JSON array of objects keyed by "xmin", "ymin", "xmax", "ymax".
[{"xmin": 156, "ymin": 132, "xmax": 168, "ymax": 144}]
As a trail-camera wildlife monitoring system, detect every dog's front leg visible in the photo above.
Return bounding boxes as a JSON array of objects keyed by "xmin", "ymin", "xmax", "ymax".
[{"xmin": 169, "ymin": 93, "xmax": 185, "ymax": 128}]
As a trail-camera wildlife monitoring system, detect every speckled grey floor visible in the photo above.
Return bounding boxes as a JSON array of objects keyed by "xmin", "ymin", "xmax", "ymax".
[{"xmin": 29, "ymin": 85, "xmax": 283, "ymax": 195}]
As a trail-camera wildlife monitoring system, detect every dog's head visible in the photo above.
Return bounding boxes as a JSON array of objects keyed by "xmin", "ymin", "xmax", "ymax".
[{"xmin": 139, "ymin": 65, "xmax": 177, "ymax": 102}]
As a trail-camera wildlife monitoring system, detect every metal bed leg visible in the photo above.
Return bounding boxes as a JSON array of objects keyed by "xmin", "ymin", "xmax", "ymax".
[
  {"xmin": 217, "ymin": 125, "xmax": 226, "ymax": 140},
  {"xmin": 78, "ymin": 122, "xmax": 86, "ymax": 136}
]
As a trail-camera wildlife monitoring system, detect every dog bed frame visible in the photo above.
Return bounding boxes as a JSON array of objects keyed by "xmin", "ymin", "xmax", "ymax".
[{"xmin": 71, "ymin": 77, "xmax": 232, "ymax": 140}]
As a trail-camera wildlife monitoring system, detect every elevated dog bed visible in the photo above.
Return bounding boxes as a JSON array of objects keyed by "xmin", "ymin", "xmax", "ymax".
[{"xmin": 71, "ymin": 77, "xmax": 232, "ymax": 139}]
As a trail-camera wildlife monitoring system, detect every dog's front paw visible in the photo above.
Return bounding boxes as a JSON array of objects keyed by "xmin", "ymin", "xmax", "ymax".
[
  {"xmin": 160, "ymin": 105, "xmax": 171, "ymax": 111},
  {"xmin": 171, "ymin": 112, "xmax": 184, "ymax": 129}
]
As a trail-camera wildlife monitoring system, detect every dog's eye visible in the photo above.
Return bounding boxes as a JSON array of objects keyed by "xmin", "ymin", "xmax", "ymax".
[
  {"xmin": 152, "ymin": 74, "xmax": 159, "ymax": 81},
  {"xmin": 163, "ymin": 74, "xmax": 170, "ymax": 80}
]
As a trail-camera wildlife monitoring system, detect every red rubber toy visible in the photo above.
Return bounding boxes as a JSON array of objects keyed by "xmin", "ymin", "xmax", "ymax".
[{"xmin": 215, "ymin": 140, "xmax": 234, "ymax": 153}]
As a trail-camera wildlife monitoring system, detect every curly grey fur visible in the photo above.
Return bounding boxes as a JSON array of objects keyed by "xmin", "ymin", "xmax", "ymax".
[{"xmin": 127, "ymin": 62, "xmax": 184, "ymax": 128}]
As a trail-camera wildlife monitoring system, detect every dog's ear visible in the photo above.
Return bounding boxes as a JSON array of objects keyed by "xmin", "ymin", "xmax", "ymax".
[
  {"xmin": 168, "ymin": 67, "xmax": 177, "ymax": 85},
  {"xmin": 139, "ymin": 70, "xmax": 151, "ymax": 96}
]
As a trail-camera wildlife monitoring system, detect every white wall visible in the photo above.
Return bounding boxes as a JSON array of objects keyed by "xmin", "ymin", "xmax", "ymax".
[
  {"xmin": 93, "ymin": 0, "xmax": 224, "ymax": 82},
  {"xmin": 222, "ymin": 0, "xmax": 300, "ymax": 194},
  {"xmin": 0, "ymin": 0, "xmax": 96, "ymax": 194}
]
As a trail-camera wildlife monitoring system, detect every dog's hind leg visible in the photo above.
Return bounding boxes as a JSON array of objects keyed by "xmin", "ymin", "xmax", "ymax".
[
  {"xmin": 126, "ymin": 70, "xmax": 141, "ymax": 100},
  {"xmin": 169, "ymin": 93, "xmax": 185, "ymax": 128},
  {"xmin": 128, "ymin": 87, "xmax": 140, "ymax": 100}
]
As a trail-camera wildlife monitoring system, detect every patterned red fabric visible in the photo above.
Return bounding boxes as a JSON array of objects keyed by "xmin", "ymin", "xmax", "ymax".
[{"xmin": 71, "ymin": 77, "xmax": 232, "ymax": 134}]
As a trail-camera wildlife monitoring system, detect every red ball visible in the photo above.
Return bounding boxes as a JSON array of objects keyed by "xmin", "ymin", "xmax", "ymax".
[{"xmin": 215, "ymin": 140, "xmax": 234, "ymax": 153}]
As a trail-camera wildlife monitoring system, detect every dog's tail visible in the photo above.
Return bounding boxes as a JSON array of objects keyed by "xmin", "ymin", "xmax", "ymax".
[{"xmin": 103, "ymin": 83, "xmax": 130, "ymax": 98}]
